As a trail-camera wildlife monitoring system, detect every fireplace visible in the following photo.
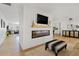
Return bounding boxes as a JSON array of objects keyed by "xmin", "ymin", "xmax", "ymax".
[{"xmin": 32, "ymin": 30, "xmax": 50, "ymax": 38}]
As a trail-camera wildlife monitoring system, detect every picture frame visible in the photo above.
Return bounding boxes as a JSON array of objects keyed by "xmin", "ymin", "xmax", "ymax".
[{"xmin": 1, "ymin": 19, "xmax": 5, "ymax": 28}]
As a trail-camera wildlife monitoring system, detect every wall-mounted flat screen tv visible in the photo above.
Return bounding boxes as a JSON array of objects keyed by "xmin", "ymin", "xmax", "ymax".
[{"xmin": 37, "ymin": 14, "xmax": 48, "ymax": 24}]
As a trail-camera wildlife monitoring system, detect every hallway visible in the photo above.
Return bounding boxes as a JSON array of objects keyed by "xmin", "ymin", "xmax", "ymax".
[{"xmin": 0, "ymin": 34, "xmax": 20, "ymax": 56}]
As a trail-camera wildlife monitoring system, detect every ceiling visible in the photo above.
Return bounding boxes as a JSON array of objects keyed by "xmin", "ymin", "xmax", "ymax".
[
  {"xmin": 24, "ymin": 3, "xmax": 79, "ymax": 12},
  {"xmin": 0, "ymin": 3, "xmax": 20, "ymax": 24},
  {"xmin": 0, "ymin": 3, "xmax": 79, "ymax": 24}
]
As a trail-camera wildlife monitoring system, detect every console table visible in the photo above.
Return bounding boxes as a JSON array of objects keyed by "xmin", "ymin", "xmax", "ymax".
[{"xmin": 62, "ymin": 30, "xmax": 79, "ymax": 38}]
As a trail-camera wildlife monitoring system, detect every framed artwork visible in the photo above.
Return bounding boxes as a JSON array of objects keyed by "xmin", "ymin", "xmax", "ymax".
[
  {"xmin": 3, "ymin": 21, "xmax": 5, "ymax": 28},
  {"xmin": 1, "ymin": 19, "xmax": 2, "ymax": 28},
  {"xmin": 76, "ymin": 25, "xmax": 79, "ymax": 28},
  {"xmin": 1, "ymin": 19, "xmax": 5, "ymax": 28}
]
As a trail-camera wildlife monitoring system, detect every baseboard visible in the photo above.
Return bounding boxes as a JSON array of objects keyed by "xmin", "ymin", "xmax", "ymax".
[{"xmin": 22, "ymin": 44, "xmax": 44, "ymax": 52}]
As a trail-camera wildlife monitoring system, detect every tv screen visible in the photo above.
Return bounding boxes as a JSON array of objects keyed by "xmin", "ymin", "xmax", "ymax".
[{"xmin": 37, "ymin": 14, "xmax": 48, "ymax": 24}]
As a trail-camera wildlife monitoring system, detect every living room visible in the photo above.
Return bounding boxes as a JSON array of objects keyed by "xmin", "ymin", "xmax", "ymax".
[
  {"xmin": 1, "ymin": 0, "xmax": 79, "ymax": 59},
  {"xmin": 19, "ymin": 3, "xmax": 79, "ymax": 56},
  {"xmin": 0, "ymin": 3, "xmax": 79, "ymax": 56}
]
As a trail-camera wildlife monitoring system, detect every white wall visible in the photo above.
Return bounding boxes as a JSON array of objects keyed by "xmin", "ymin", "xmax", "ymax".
[
  {"xmin": 20, "ymin": 4, "xmax": 53, "ymax": 50},
  {"xmin": 0, "ymin": 10, "xmax": 7, "ymax": 45},
  {"xmin": 51, "ymin": 4, "xmax": 79, "ymax": 35}
]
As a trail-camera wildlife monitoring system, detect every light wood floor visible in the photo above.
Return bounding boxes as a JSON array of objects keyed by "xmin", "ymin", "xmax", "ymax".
[
  {"xmin": 22, "ymin": 35, "xmax": 79, "ymax": 56},
  {"xmin": 0, "ymin": 34, "xmax": 79, "ymax": 56},
  {"xmin": 0, "ymin": 34, "xmax": 20, "ymax": 56}
]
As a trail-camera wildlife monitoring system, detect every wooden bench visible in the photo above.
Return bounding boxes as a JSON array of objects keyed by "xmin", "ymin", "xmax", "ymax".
[{"xmin": 45, "ymin": 39, "xmax": 67, "ymax": 56}]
